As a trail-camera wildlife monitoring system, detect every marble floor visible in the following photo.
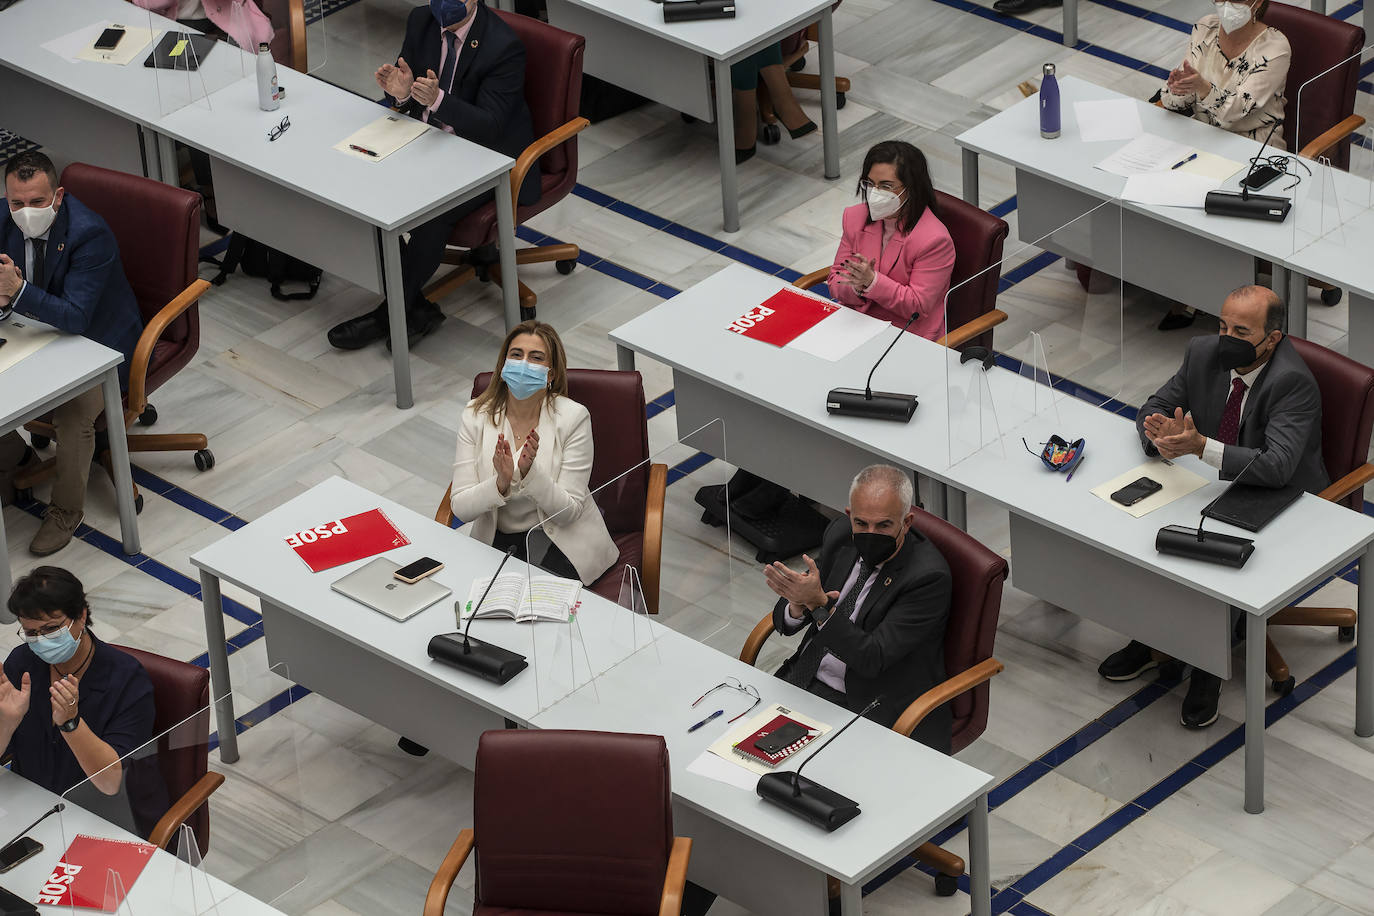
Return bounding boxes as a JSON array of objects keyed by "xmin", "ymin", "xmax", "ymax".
[{"xmin": 5, "ymin": 0, "xmax": 1374, "ymax": 913}]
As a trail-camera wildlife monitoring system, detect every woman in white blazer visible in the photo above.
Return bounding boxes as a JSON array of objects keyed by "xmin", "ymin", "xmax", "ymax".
[{"xmin": 449, "ymin": 321, "xmax": 619, "ymax": 585}]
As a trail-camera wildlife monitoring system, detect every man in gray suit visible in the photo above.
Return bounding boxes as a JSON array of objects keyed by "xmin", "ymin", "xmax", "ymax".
[{"xmin": 1099, "ymin": 285, "xmax": 1326, "ymax": 728}]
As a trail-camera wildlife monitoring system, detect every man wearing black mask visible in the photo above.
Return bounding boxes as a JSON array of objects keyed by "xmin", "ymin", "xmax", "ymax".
[{"xmin": 1099, "ymin": 285, "xmax": 1326, "ymax": 728}]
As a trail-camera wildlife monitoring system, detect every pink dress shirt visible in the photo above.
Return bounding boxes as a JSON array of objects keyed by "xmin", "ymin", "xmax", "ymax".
[{"xmin": 411, "ymin": 16, "xmax": 476, "ymax": 136}]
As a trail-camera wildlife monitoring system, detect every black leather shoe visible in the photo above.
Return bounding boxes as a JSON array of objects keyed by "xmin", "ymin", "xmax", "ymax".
[
  {"xmin": 993, "ymin": 0, "xmax": 1062, "ymax": 14},
  {"xmin": 1097, "ymin": 640, "xmax": 1157, "ymax": 681},
  {"xmin": 735, "ymin": 145, "xmax": 756, "ymax": 165},
  {"xmin": 327, "ymin": 306, "xmax": 388, "ymax": 350},
  {"xmin": 1157, "ymin": 309, "xmax": 1196, "ymax": 331},
  {"xmin": 1181, "ymin": 671, "xmax": 1221, "ymax": 728},
  {"xmin": 397, "ymin": 736, "xmax": 430, "ymax": 757},
  {"xmin": 385, "ymin": 303, "xmax": 445, "ymax": 352},
  {"xmin": 787, "ymin": 120, "xmax": 818, "ymax": 140}
]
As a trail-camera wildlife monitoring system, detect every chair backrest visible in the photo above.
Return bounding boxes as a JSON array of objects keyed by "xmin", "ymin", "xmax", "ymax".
[
  {"xmin": 1288, "ymin": 336, "xmax": 1374, "ymax": 509},
  {"xmin": 473, "ymin": 729, "xmax": 672, "ymax": 914},
  {"xmin": 260, "ymin": 0, "xmax": 307, "ymax": 71},
  {"xmin": 471, "ymin": 368, "xmax": 650, "ymax": 534},
  {"xmin": 1264, "ymin": 2, "xmax": 1365, "ymax": 167},
  {"xmin": 492, "ymin": 9, "xmax": 584, "ymax": 194},
  {"xmin": 110, "ymin": 645, "xmax": 213, "ymax": 853},
  {"xmin": 58, "ymin": 163, "xmax": 201, "ymax": 393},
  {"xmin": 934, "ymin": 190, "xmax": 1010, "ymax": 351},
  {"xmin": 909, "ymin": 507, "xmax": 1007, "ymax": 753}
]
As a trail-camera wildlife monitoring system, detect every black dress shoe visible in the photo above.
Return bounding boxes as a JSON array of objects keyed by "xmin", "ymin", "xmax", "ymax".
[
  {"xmin": 735, "ymin": 145, "xmax": 756, "ymax": 165},
  {"xmin": 397, "ymin": 736, "xmax": 430, "ymax": 757},
  {"xmin": 787, "ymin": 120, "xmax": 818, "ymax": 140},
  {"xmin": 327, "ymin": 306, "xmax": 388, "ymax": 350},
  {"xmin": 1157, "ymin": 309, "xmax": 1196, "ymax": 331},
  {"xmin": 1181, "ymin": 671, "xmax": 1221, "ymax": 728},
  {"xmin": 385, "ymin": 304, "xmax": 445, "ymax": 352},
  {"xmin": 1097, "ymin": 640, "xmax": 1158, "ymax": 681},
  {"xmin": 993, "ymin": 0, "xmax": 1062, "ymax": 14}
]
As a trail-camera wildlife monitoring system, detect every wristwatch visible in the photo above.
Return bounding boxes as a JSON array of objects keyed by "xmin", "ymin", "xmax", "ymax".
[
  {"xmin": 58, "ymin": 714, "xmax": 80, "ymax": 733},
  {"xmin": 807, "ymin": 597, "xmax": 835, "ymax": 626}
]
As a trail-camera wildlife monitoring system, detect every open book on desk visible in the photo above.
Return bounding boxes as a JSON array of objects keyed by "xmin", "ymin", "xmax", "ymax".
[{"xmin": 459, "ymin": 572, "xmax": 582, "ymax": 623}]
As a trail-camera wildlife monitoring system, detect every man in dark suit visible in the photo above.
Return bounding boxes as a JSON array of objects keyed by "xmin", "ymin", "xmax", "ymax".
[
  {"xmin": 1099, "ymin": 285, "xmax": 1326, "ymax": 728},
  {"xmin": 328, "ymin": 0, "xmax": 539, "ymax": 351},
  {"xmin": 0, "ymin": 151, "xmax": 142, "ymax": 555}
]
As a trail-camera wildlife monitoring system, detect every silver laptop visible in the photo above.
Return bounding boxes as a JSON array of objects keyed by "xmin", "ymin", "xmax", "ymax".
[{"xmin": 331, "ymin": 557, "xmax": 451, "ymax": 622}]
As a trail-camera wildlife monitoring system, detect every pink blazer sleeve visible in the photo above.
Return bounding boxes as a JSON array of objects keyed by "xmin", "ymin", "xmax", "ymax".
[
  {"xmin": 865, "ymin": 213, "xmax": 956, "ymax": 323},
  {"xmin": 827, "ymin": 205, "xmax": 867, "ymax": 308}
]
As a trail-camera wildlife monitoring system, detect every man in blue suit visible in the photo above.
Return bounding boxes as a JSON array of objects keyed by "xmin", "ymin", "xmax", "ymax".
[{"xmin": 0, "ymin": 151, "xmax": 142, "ymax": 555}]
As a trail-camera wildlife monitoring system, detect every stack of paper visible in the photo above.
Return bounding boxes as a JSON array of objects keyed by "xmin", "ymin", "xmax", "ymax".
[
  {"xmin": 1073, "ymin": 99, "xmax": 1144, "ymax": 143},
  {"xmin": 1119, "ymin": 171, "xmax": 1220, "ymax": 208},
  {"xmin": 334, "ymin": 115, "xmax": 430, "ymax": 162},
  {"xmin": 1095, "ymin": 133, "xmax": 1195, "ymax": 177}
]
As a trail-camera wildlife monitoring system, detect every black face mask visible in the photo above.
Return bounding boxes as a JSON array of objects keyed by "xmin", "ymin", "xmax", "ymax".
[
  {"xmin": 1217, "ymin": 334, "xmax": 1263, "ymax": 371},
  {"xmin": 851, "ymin": 531, "xmax": 898, "ymax": 566}
]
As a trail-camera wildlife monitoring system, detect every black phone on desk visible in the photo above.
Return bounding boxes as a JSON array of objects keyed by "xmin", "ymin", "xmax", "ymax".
[
  {"xmin": 1110, "ymin": 476, "xmax": 1163, "ymax": 506},
  {"xmin": 393, "ymin": 556, "xmax": 443, "ymax": 584},
  {"xmin": 0, "ymin": 837, "xmax": 42, "ymax": 874},
  {"xmin": 1240, "ymin": 163, "xmax": 1283, "ymax": 191},
  {"xmin": 93, "ymin": 26, "xmax": 126, "ymax": 50}
]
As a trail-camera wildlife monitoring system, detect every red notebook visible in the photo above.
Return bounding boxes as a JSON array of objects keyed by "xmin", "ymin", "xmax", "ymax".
[
  {"xmin": 726, "ymin": 288, "xmax": 839, "ymax": 347},
  {"xmin": 284, "ymin": 508, "xmax": 410, "ymax": 572},
  {"xmin": 731, "ymin": 714, "xmax": 819, "ymax": 768},
  {"xmin": 34, "ymin": 834, "xmax": 155, "ymax": 911}
]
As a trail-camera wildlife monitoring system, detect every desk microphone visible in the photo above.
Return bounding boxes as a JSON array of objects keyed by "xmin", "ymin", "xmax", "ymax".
[
  {"xmin": 427, "ymin": 547, "xmax": 529, "ymax": 684},
  {"xmin": 756, "ymin": 697, "xmax": 880, "ymax": 831},
  {"xmin": 826, "ymin": 309, "xmax": 921, "ymax": 422},
  {"xmin": 0, "ymin": 803, "xmax": 63, "ymax": 856},
  {"xmin": 1203, "ymin": 118, "xmax": 1292, "ymax": 222},
  {"xmin": 1156, "ymin": 449, "xmax": 1263, "ymax": 568}
]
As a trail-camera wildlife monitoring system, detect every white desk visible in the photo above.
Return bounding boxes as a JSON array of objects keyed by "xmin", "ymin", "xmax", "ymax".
[
  {"xmin": 190, "ymin": 475, "xmax": 995, "ymax": 916},
  {"xmin": 610, "ymin": 262, "xmax": 1374, "ymax": 815},
  {"xmin": 0, "ymin": 327, "xmax": 139, "ymax": 597},
  {"xmin": 0, "ymin": 0, "xmax": 523, "ymax": 410},
  {"xmin": 535, "ymin": 0, "xmax": 841, "ymax": 232},
  {"xmin": 0, "ymin": 770, "xmax": 284, "ymax": 915}
]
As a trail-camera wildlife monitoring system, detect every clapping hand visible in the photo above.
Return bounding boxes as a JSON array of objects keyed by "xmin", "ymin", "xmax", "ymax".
[
  {"xmin": 517, "ymin": 429, "xmax": 539, "ymax": 478},
  {"xmin": 834, "ymin": 255, "xmax": 876, "ymax": 293},
  {"xmin": 0, "ymin": 671, "xmax": 31, "ymax": 729},
  {"xmin": 764, "ymin": 554, "xmax": 835, "ymax": 615},
  {"xmin": 0, "ymin": 254, "xmax": 22, "ymax": 299},
  {"xmin": 410, "ymin": 69, "xmax": 441, "ymax": 107},
  {"xmin": 1167, "ymin": 60, "xmax": 1210, "ymax": 97},
  {"xmin": 1146, "ymin": 408, "xmax": 1205, "ymax": 459},
  {"xmin": 49, "ymin": 673, "xmax": 78, "ymax": 728},
  {"xmin": 375, "ymin": 56, "xmax": 416, "ymax": 100},
  {"xmin": 493, "ymin": 434, "xmax": 515, "ymax": 495}
]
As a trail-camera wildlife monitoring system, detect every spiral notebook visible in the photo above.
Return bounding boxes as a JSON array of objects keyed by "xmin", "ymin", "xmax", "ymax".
[{"xmin": 707, "ymin": 705, "xmax": 831, "ymax": 776}]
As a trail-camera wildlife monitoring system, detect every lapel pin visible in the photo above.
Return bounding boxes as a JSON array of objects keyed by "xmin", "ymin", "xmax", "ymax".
[
  {"xmin": 470, "ymin": 39, "xmax": 479, "ymax": 48},
  {"xmin": 884, "ymin": 577, "xmax": 892, "ymax": 587},
  {"xmin": 57, "ymin": 242, "xmax": 65, "ymax": 252}
]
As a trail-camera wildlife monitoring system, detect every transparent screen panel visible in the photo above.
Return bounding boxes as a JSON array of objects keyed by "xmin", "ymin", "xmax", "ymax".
[
  {"xmin": 303, "ymin": 0, "xmax": 330, "ymax": 75},
  {"xmin": 1291, "ymin": 43, "xmax": 1374, "ymax": 252},
  {"xmin": 145, "ymin": 4, "xmax": 254, "ymax": 118}
]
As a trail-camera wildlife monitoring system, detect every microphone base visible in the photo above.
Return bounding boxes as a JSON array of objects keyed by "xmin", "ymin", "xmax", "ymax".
[
  {"xmin": 756, "ymin": 771, "xmax": 861, "ymax": 832},
  {"xmin": 428, "ymin": 632, "xmax": 528, "ymax": 684},
  {"xmin": 1155, "ymin": 524, "xmax": 1255, "ymax": 568},
  {"xmin": 1204, "ymin": 190, "xmax": 1292, "ymax": 223},
  {"xmin": 826, "ymin": 388, "xmax": 918, "ymax": 422}
]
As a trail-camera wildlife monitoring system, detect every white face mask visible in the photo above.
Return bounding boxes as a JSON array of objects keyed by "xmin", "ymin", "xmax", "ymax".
[
  {"xmin": 1216, "ymin": 0, "xmax": 1253, "ymax": 32},
  {"xmin": 866, "ymin": 187, "xmax": 905, "ymax": 222},
  {"xmin": 10, "ymin": 202, "xmax": 57, "ymax": 239}
]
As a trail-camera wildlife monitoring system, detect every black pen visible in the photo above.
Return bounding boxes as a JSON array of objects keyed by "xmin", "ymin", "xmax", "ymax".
[{"xmin": 688, "ymin": 709, "xmax": 723, "ymax": 733}]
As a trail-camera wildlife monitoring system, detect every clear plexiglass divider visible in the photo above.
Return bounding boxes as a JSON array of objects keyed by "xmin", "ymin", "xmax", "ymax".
[{"xmin": 146, "ymin": 2, "xmax": 257, "ymax": 118}]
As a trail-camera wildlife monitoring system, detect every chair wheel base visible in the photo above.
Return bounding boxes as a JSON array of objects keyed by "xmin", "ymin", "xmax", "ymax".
[
  {"xmin": 761, "ymin": 123, "xmax": 781, "ymax": 145},
  {"xmin": 139, "ymin": 404, "xmax": 158, "ymax": 426},
  {"xmin": 836, "ymin": 91, "xmax": 847, "ymax": 109},
  {"xmin": 555, "ymin": 259, "xmax": 576, "ymax": 275},
  {"xmin": 934, "ymin": 873, "xmax": 958, "ymax": 896},
  {"xmin": 30, "ymin": 435, "xmax": 51, "ymax": 450},
  {"xmin": 1340, "ymin": 625, "xmax": 1356, "ymax": 642},
  {"xmin": 194, "ymin": 449, "xmax": 215, "ymax": 471},
  {"xmin": 1321, "ymin": 287, "xmax": 1343, "ymax": 306},
  {"xmin": 135, "ymin": 493, "xmax": 144, "ymax": 514},
  {"xmin": 520, "ymin": 307, "xmax": 537, "ymax": 322},
  {"xmin": 1272, "ymin": 676, "xmax": 1295, "ymax": 696}
]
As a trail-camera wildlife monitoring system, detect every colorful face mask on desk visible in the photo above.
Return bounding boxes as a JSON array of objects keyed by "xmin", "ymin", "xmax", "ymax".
[{"xmin": 501, "ymin": 359, "xmax": 549, "ymax": 400}]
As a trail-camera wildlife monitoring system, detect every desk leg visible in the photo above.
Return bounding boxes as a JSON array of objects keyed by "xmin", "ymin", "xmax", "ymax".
[
  {"xmin": 818, "ymin": 9, "xmax": 840, "ymax": 182},
  {"xmin": 380, "ymin": 228, "xmax": 414, "ymax": 410},
  {"xmin": 200, "ymin": 569, "xmax": 239, "ymax": 764},
  {"xmin": 102, "ymin": 370, "xmax": 140, "ymax": 555},
  {"xmin": 713, "ymin": 57, "xmax": 740, "ymax": 234},
  {"xmin": 1063, "ymin": 0, "xmax": 1078, "ymax": 45},
  {"xmin": 968, "ymin": 793, "xmax": 992, "ymax": 916},
  {"xmin": 1357, "ymin": 543, "xmax": 1373, "ymax": 737},
  {"xmin": 495, "ymin": 172, "xmax": 522, "ymax": 331},
  {"xmin": 616, "ymin": 344, "xmax": 637, "ymax": 372},
  {"xmin": 1244, "ymin": 609, "xmax": 1265, "ymax": 814},
  {"xmin": 837, "ymin": 881, "xmax": 861, "ymax": 916},
  {"xmin": 1287, "ymin": 270, "xmax": 1309, "ymax": 340},
  {"xmin": 929, "ymin": 480, "xmax": 948, "ymax": 519},
  {"xmin": 962, "ymin": 148, "xmax": 980, "ymax": 206},
  {"xmin": 948, "ymin": 486, "xmax": 968, "ymax": 532},
  {"xmin": 0, "ymin": 502, "xmax": 10, "ymax": 601}
]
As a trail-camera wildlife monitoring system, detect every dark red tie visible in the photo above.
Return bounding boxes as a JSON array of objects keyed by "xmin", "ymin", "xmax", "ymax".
[{"xmin": 1216, "ymin": 377, "xmax": 1246, "ymax": 446}]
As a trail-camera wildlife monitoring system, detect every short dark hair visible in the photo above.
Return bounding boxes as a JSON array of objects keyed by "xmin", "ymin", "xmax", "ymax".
[
  {"xmin": 4, "ymin": 150, "xmax": 58, "ymax": 190},
  {"xmin": 8, "ymin": 566, "xmax": 90, "ymax": 625},
  {"xmin": 856, "ymin": 140, "xmax": 939, "ymax": 234},
  {"xmin": 1265, "ymin": 294, "xmax": 1285, "ymax": 335},
  {"xmin": 1255, "ymin": 0, "xmax": 1270, "ymax": 19}
]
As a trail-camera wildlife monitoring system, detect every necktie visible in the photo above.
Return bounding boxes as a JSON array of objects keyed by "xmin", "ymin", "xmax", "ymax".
[
  {"xmin": 1216, "ymin": 377, "xmax": 1247, "ymax": 446},
  {"xmin": 31, "ymin": 239, "xmax": 46, "ymax": 290},
  {"xmin": 437, "ymin": 31, "xmax": 457, "ymax": 98},
  {"xmin": 784, "ymin": 558, "xmax": 874, "ymax": 690}
]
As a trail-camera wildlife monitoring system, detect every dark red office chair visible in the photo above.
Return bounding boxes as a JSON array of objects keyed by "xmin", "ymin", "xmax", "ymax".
[
  {"xmin": 436, "ymin": 369, "xmax": 668, "ymax": 613},
  {"xmin": 423, "ymin": 10, "xmax": 588, "ymax": 319},
  {"xmin": 740, "ymin": 507, "xmax": 1007, "ymax": 896},
  {"xmin": 19, "ymin": 164, "xmax": 213, "ymax": 508},
  {"xmin": 792, "ymin": 191, "xmax": 1011, "ymax": 351},
  {"xmin": 1264, "ymin": 2, "xmax": 1365, "ymax": 168},
  {"xmin": 424, "ymin": 729, "xmax": 692, "ymax": 916},
  {"xmin": 260, "ymin": 0, "xmax": 307, "ymax": 71},
  {"xmin": 1263, "ymin": 337, "xmax": 1374, "ymax": 693},
  {"xmin": 112, "ymin": 645, "xmax": 224, "ymax": 854}
]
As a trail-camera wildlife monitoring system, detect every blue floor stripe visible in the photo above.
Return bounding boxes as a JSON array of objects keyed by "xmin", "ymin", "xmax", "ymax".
[{"xmin": 989, "ymin": 195, "xmax": 1018, "ymax": 218}]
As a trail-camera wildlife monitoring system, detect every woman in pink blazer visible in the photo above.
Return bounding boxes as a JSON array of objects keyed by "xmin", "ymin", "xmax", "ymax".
[{"xmin": 829, "ymin": 141, "xmax": 956, "ymax": 341}]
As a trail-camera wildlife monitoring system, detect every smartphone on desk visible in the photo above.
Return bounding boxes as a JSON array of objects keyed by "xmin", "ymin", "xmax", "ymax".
[
  {"xmin": 1240, "ymin": 163, "xmax": 1283, "ymax": 191},
  {"xmin": 394, "ymin": 556, "xmax": 443, "ymax": 584},
  {"xmin": 1110, "ymin": 477, "xmax": 1163, "ymax": 506},
  {"xmin": 0, "ymin": 836, "xmax": 42, "ymax": 873},
  {"xmin": 94, "ymin": 26, "xmax": 126, "ymax": 50}
]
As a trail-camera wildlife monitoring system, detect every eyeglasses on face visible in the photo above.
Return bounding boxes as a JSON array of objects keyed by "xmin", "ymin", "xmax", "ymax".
[
  {"xmin": 692, "ymin": 676, "xmax": 762, "ymax": 723},
  {"xmin": 16, "ymin": 621, "xmax": 70, "ymax": 642},
  {"xmin": 268, "ymin": 115, "xmax": 291, "ymax": 142},
  {"xmin": 859, "ymin": 179, "xmax": 904, "ymax": 194}
]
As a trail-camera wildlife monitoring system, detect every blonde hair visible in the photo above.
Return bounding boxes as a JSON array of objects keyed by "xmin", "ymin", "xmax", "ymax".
[{"xmin": 472, "ymin": 320, "xmax": 569, "ymax": 424}]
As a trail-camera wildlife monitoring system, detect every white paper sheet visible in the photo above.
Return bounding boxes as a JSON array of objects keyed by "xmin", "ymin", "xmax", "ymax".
[
  {"xmin": 0, "ymin": 317, "xmax": 61, "ymax": 376},
  {"xmin": 1090, "ymin": 459, "xmax": 1210, "ymax": 518},
  {"xmin": 1096, "ymin": 133, "xmax": 1195, "ymax": 177},
  {"xmin": 1119, "ymin": 171, "xmax": 1220, "ymax": 208},
  {"xmin": 334, "ymin": 115, "xmax": 430, "ymax": 162},
  {"xmin": 686, "ymin": 749, "xmax": 760, "ymax": 791},
  {"xmin": 1073, "ymin": 99, "xmax": 1143, "ymax": 143},
  {"xmin": 787, "ymin": 304, "xmax": 890, "ymax": 361},
  {"xmin": 43, "ymin": 22, "xmax": 156, "ymax": 65}
]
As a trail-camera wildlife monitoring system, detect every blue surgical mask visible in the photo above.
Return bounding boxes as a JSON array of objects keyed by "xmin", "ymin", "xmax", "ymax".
[
  {"xmin": 28, "ymin": 623, "xmax": 81, "ymax": 665},
  {"xmin": 430, "ymin": 0, "xmax": 476, "ymax": 28},
  {"xmin": 501, "ymin": 359, "xmax": 550, "ymax": 401}
]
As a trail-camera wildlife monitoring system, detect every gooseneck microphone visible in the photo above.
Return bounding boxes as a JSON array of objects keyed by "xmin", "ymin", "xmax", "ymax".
[
  {"xmin": 1156, "ymin": 448, "xmax": 1265, "ymax": 568},
  {"xmin": 756, "ymin": 697, "xmax": 881, "ymax": 831},
  {"xmin": 427, "ymin": 547, "xmax": 529, "ymax": 684},
  {"xmin": 1, "ymin": 803, "xmax": 64, "ymax": 855},
  {"xmin": 787, "ymin": 697, "xmax": 880, "ymax": 796},
  {"xmin": 1204, "ymin": 118, "xmax": 1292, "ymax": 222},
  {"xmin": 826, "ymin": 310, "xmax": 921, "ymax": 422},
  {"xmin": 461, "ymin": 547, "xmax": 515, "ymax": 650}
]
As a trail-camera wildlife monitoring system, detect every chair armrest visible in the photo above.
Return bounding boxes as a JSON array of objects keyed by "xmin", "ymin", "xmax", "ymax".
[
  {"xmin": 1319, "ymin": 462, "xmax": 1374, "ymax": 505},
  {"xmin": 125, "ymin": 278, "xmax": 211, "ymax": 423},
  {"xmin": 739, "ymin": 612, "xmax": 776, "ymax": 666},
  {"xmin": 792, "ymin": 267, "xmax": 830, "ymax": 291},
  {"xmin": 1300, "ymin": 115, "xmax": 1367, "ymax": 162},
  {"xmin": 147, "ymin": 771, "xmax": 225, "ymax": 850},
  {"xmin": 936, "ymin": 309, "xmax": 1008, "ymax": 350},
  {"xmin": 642, "ymin": 463, "xmax": 668, "ymax": 615},
  {"xmin": 424, "ymin": 829, "xmax": 475, "ymax": 916},
  {"xmin": 658, "ymin": 836, "xmax": 693, "ymax": 916},
  {"xmin": 892, "ymin": 657, "xmax": 1004, "ymax": 738},
  {"xmin": 435, "ymin": 483, "xmax": 454, "ymax": 525},
  {"xmin": 511, "ymin": 117, "xmax": 590, "ymax": 211},
  {"xmin": 287, "ymin": 0, "xmax": 307, "ymax": 71}
]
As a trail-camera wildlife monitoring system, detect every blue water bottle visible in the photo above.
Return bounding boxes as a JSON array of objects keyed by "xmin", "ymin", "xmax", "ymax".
[{"xmin": 1040, "ymin": 63, "xmax": 1060, "ymax": 139}]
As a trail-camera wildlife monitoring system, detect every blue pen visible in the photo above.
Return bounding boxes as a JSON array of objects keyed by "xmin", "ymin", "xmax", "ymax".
[
  {"xmin": 688, "ymin": 709, "xmax": 724, "ymax": 733},
  {"xmin": 1171, "ymin": 153, "xmax": 1198, "ymax": 170}
]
